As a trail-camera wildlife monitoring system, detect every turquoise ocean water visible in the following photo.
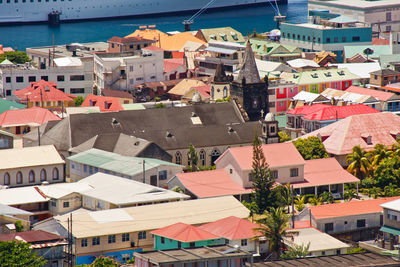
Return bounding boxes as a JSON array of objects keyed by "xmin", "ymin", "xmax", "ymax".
[{"xmin": 0, "ymin": 0, "xmax": 307, "ymax": 50}]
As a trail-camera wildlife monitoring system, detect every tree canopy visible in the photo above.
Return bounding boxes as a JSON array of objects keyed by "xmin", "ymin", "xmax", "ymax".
[
  {"xmin": 0, "ymin": 241, "xmax": 47, "ymax": 267},
  {"xmin": 74, "ymin": 96, "xmax": 85, "ymax": 107},
  {"xmin": 292, "ymin": 136, "xmax": 328, "ymax": 160},
  {"xmin": 0, "ymin": 51, "xmax": 31, "ymax": 64}
]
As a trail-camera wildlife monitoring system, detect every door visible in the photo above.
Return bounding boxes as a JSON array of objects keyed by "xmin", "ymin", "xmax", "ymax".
[{"xmin": 150, "ymin": 175, "xmax": 157, "ymax": 186}]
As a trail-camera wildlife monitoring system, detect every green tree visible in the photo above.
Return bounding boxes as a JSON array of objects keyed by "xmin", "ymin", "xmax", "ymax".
[
  {"xmin": 74, "ymin": 96, "xmax": 84, "ymax": 107},
  {"xmin": 384, "ymin": 184, "xmax": 400, "ymax": 197},
  {"xmin": 320, "ymin": 191, "xmax": 334, "ymax": 204},
  {"xmin": 281, "ymin": 242, "xmax": 310, "ymax": 259},
  {"xmin": 242, "ymin": 201, "xmax": 259, "ymax": 222},
  {"xmin": 0, "ymin": 241, "xmax": 47, "ymax": 267},
  {"xmin": 292, "ymin": 137, "xmax": 329, "ymax": 160},
  {"xmin": 366, "ymin": 187, "xmax": 383, "ymax": 199},
  {"xmin": 367, "ymin": 144, "xmax": 391, "ymax": 170},
  {"xmin": 308, "ymin": 195, "xmax": 323, "ymax": 206},
  {"xmin": 294, "ymin": 196, "xmax": 305, "ymax": 212},
  {"xmin": 188, "ymin": 143, "xmax": 198, "ymax": 172},
  {"xmin": 251, "ymin": 134, "xmax": 278, "ymax": 213},
  {"xmin": 343, "ymin": 188, "xmax": 358, "ymax": 201},
  {"xmin": 363, "ymin": 48, "xmax": 374, "ymax": 61},
  {"xmin": 90, "ymin": 256, "xmax": 118, "ymax": 266},
  {"xmin": 14, "ymin": 220, "xmax": 24, "ymax": 232},
  {"xmin": 373, "ymin": 157, "xmax": 400, "ymax": 188},
  {"xmin": 254, "ymin": 207, "xmax": 295, "ymax": 260},
  {"xmin": 277, "ymin": 183, "xmax": 292, "ymax": 213},
  {"xmin": 278, "ymin": 132, "xmax": 291, "ymax": 142},
  {"xmin": 172, "ymin": 186, "xmax": 184, "ymax": 193},
  {"xmin": 346, "ymin": 145, "xmax": 372, "ymax": 180},
  {"xmin": 0, "ymin": 51, "xmax": 31, "ymax": 64}
]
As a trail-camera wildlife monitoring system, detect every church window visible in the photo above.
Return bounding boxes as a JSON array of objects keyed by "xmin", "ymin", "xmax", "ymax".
[
  {"xmin": 199, "ymin": 150, "xmax": 206, "ymax": 166},
  {"xmin": 223, "ymin": 86, "xmax": 228, "ymax": 98},
  {"xmin": 175, "ymin": 152, "xmax": 182, "ymax": 165}
]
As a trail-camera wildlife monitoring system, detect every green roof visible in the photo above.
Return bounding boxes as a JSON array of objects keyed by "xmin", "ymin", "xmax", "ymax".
[
  {"xmin": 0, "ymin": 99, "xmax": 25, "ymax": 114},
  {"xmin": 286, "ymin": 68, "xmax": 360, "ymax": 85},
  {"xmin": 0, "ymin": 59, "xmax": 14, "ymax": 65},
  {"xmin": 380, "ymin": 225, "xmax": 400, "ymax": 236},
  {"xmin": 199, "ymin": 27, "xmax": 245, "ymax": 43},
  {"xmin": 344, "ymin": 45, "xmax": 391, "ymax": 59},
  {"xmin": 249, "ymin": 39, "xmax": 300, "ymax": 56},
  {"xmin": 68, "ymin": 148, "xmax": 181, "ymax": 177},
  {"xmin": 122, "ymin": 103, "xmax": 146, "ymax": 110}
]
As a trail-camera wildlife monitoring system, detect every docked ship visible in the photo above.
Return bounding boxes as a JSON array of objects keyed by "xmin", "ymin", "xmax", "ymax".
[{"xmin": 0, "ymin": 0, "xmax": 287, "ymax": 24}]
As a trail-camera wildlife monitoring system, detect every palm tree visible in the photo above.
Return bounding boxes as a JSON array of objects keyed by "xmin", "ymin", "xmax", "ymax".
[
  {"xmin": 254, "ymin": 207, "xmax": 294, "ymax": 260},
  {"xmin": 367, "ymin": 187, "xmax": 383, "ymax": 199},
  {"xmin": 368, "ymin": 144, "xmax": 391, "ymax": 170},
  {"xmin": 346, "ymin": 145, "xmax": 372, "ymax": 180},
  {"xmin": 344, "ymin": 188, "xmax": 358, "ymax": 201},
  {"xmin": 278, "ymin": 183, "xmax": 292, "ymax": 213},
  {"xmin": 294, "ymin": 196, "xmax": 306, "ymax": 212},
  {"xmin": 308, "ymin": 195, "xmax": 323, "ymax": 206}
]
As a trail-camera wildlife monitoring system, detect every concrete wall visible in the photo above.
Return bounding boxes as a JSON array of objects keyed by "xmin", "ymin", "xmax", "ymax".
[
  {"xmin": 50, "ymin": 192, "xmax": 82, "ymax": 215},
  {"xmin": 154, "ymin": 235, "xmax": 225, "ymax": 250},
  {"xmin": 383, "ymin": 208, "xmax": 400, "ymax": 229},
  {"xmin": 0, "ymin": 164, "xmax": 64, "ymax": 187}
]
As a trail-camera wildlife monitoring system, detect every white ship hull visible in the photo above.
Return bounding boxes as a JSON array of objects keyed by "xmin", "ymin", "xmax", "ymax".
[{"xmin": 0, "ymin": 0, "xmax": 286, "ymax": 24}]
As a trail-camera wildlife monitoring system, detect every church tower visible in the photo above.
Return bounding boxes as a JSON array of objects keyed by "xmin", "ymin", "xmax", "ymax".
[
  {"xmin": 230, "ymin": 41, "xmax": 269, "ymax": 121},
  {"xmin": 210, "ymin": 62, "xmax": 233, "ymax": 101}
]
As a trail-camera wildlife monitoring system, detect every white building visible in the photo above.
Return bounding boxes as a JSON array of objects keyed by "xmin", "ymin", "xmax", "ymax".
[
  {"xmin": 93, "ymin": 47, "xmax": 164, "ymax": 92},
  {"xmin": 0, "ymin": 57, "xmax": 93, "ymax": 99}
]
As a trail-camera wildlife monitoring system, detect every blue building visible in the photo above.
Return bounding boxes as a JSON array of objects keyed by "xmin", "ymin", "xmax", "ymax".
[{"xmin": 280, "ymin": 11, "xmax": 372, "ymax": 62}]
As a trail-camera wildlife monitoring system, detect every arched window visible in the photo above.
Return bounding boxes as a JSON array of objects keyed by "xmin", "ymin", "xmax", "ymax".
[
  {"xmin": 211, "ymin": 148, "xmax": 221, "ymax": 165},
  {"xmin": 187, "ymin": 152, "xmax": 191, "ymax": 166},
  {"xmin": 16, "ymin": 172, "xmax": 23, "ymax": 184},
  {"xmin": 40, "ymin": 169, "xmax": 47, "ymax": 181},
  {"xmin": 175, "ymin": 151, "xmax": 182, "ymax": 165},
  {"xmin": 199, "ymin": 150, "xmax": 206, "ymax": 166},
  {"xmin": 29, "ymin": 170, "xmax": 35, "ymax": 183},
  {"xmin": 53, "ymin": 167, "xmax": 59, "ymax": 180},
  {"xmin": 4, "ymin": 173, "xmax": 10, "ymax": 185},
  {"xmin": 223, "ymin": 86, "xmax": 228, "ymax": 98}
]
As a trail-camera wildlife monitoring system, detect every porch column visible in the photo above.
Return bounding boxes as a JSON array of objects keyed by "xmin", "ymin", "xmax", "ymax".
[
  {"xmin": 342, "ymin": 183, "xmax": 345, "ymax": 197},
  {"xmin": 356, "ymin": 182, "xmax": 359, "ymax": 194},
  {"xmin": 314, "ymin": 186, "xmax": 317, "ymax": 195},
  {"xmin": 328, "ymin": 184, "xmax": 331, "ymax": 193}
]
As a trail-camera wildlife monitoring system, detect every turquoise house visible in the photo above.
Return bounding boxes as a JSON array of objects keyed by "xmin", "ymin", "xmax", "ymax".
[{"xmin": 151, "ymin": 222, "xmax": 226, "ymax": 250}]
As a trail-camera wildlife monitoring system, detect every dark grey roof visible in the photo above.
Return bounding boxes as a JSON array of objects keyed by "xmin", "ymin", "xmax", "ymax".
[
  {"xmin": 370, "ymin": 68, "xmax": 400, "ymax": 76},
  {"xmin": 236, "ymin": 41, "xmax": 261, "ymax": 84},
  {"xmin": 24, "ymin": 102, "xmax": 260, "ymax": 151}
]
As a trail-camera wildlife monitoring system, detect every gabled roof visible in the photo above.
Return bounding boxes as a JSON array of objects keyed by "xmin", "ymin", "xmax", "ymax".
[
  {"xmin": 173, "ymin": 169, "xmax": 251, "ymax": 198},
  {"xmin": 0, "ymin": 203, "xmax": 32, "ymax": 216},
  {"xmin": 0, "ymin": 98, "xmax": 25, "ymax": 114},
  {"xmin": 345, "ymin": 86, "xmax": 396, "ymax": 101},
  {"xmin": 164, "ymin": 58, "xmax": 185, "ymax": 73},
  {"xmin": 14, "ymin": 80, "xmax": 75, "ymax": 102},
  {"xmin": 330, "ymin": 62, "xmax": 381, "ymax": 79},
  {"xmin": 302, "ymin": 104, "xmax": 380, "ymax": 121},
  {"xmin": 168, "ymin": 79, "xmax": 206, "ymax": 96},
  {"xmin": 292, "ymin": 91, "xmax": 329, "ymax": 103},
  {"xmin": 344, "ymin": 45, "xmax": 390, "ymax": 59},
  {"xmin": 0, "ymin": 107, "xmax": 60, "ymax": 127},
  {"xmin": 81, "ymin": 95, "xmax": 123, "ymax": 112},
  {"xmin": 217, "ymin": 142, "xmax": 305, "ymax": 170},
  {"xmin": 151, "ymin": 222, "xmax": 220, "ymax": 242},
  {"xmin": 286, "ymin": 68, "xmax": 360, "ymax": 85},
  {"xmin": 236, "ymin": 41, "xmax": 261, "ymax": 84},
  {"xmin": 321, "ymin": 88, "xmax": 379, "ymax": 104},
  {"xmin": 0, "ymin": 230, "xmax": 64, "ymax": 243},
  {"xmin": 309, "ymin": 197, "xmax": 400, "ymax": 220},
  {"xmin": 300, "ymin": 112, "xmax": 400, "ymax": 155},
  {"xmin": 197, "ymin": 27, "xmax": 245, "ymax": 43},
  {"xmin": 370, "ymin": 69, "xmax": 400, "ymax": 76},
  {"xmin": 101, "ymin": 89, "xmax": 133, "ymax": 99},
  {"xmin": 108, "ymin": 36, "xmax": 153, "ymax": 44},
  {"xmin": 198, "ymin": 216, "xmax": 261, "ymax": 240},
  {"xmin": 287, "ymin": 58, "xmax": 320, "ymax": 69},
  {"xmin": 0, "ymin": 186, "xmax": 48, "ymax": 205}
]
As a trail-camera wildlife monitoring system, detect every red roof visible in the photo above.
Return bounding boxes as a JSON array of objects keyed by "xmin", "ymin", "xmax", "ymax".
[
  {"xmin": 294, "ymin": 220, "xmax": 312, "ymax": 229},
  {"xmin": 309, "ymin": 197, "xmax": 400, "ymax": 220},
  {"xmin": 174, "ymin": 169, "xmax": 251, "ymax": 198},
  {"xmin": 108, "ymin": 36, "xmax": 152, "ymax": 44},
  {"xmin": 81, "ymin": 95, "xmax": 123, "ymax": 112},
  {"xmin": 0, "ymin": 107, "xmax": 60, "ymax": 127},
  {"xmin": 0, "ymin": 230, "xmax": 63, "ymax": 243},
  {"xmin": 372, "ymin": 38, "xmax": 390, "ymax": 46},
  {"xmin": 198, "ymin": 216, "xmax": 262, "ymax": 240},
  {"xmin": 151, "ymin": 222, "xmax": 219, "ymax": 242},
  {"xmin": 346, "ymin": 86, "xmax": 394, "ymax": 101},
  {"xmin": 14, "ymin": 80, "xmax": 75, "ymax": 102},
  {"xmin": 101, "ymin": 89, "xmax": 133, "ymax": 99},
  {"xmin": 164, "ymin": 58, "xmax": 185, "ymax": 73},
  {"xmin": 301, "ymin": 112, "xmax": 400, "ymax": 155},
  {"xmin": 287, "ymin": 103, "xmax": 330, "ymax": 116},
  {"xmin": 291, "ymin": 158, "xmax": 359, "ymax": 189},
  {"xmin": 191, "ymin": 85, "xmax": 211, "ymax": 98},
  {"xmin": 220, "ymin": 142, "xmax": 305, "ymax": 170},
  {"xmin": 303, "ymin": 104, "xmax": 380, "ymax": 121},
  {"xmin": 379, "ymin": 84, "xmax": 400, "ymax": 94},
  {"xmin": 172, "ymin": 51, "xmax": 184, "ymax": 58}
]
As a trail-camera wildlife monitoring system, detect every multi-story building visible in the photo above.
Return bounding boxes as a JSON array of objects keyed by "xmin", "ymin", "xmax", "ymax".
[
  {"xmin": 370, "ymin": 69, "xmax": 400, "ymax": 87},
  {"xmin": 280, "ymin": 11, "xmax": 372, "ymax": 61},
  {"xmin": 107, "ymin": 36, "xmax": 154, "ymax": 53},
  {"xmin": 93, "ymin": 47, "xmax": 163, "ymax": 92},
  {"xmin": 380, "ymin": 198, "xmax": 400, "ymax": 249}
]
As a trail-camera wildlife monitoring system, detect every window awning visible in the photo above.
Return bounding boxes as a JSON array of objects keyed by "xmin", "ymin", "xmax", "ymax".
[{"xmin": 380, "ymin": 225, "xmax": 400, "ymax": 236}]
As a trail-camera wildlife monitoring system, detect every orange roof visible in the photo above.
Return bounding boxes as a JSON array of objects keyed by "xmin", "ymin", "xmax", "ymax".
[
  {"xmin": 219, "ymin": 142, "xmax": 306, "ymax": 170},
  {"xmin": 301, "ymin": 112, "xmax": 400, "ymax": 155},
  {"xmin": 151, "ymin": 222, "xmax": 220, "ymax": 242},
  {"xmin": 81, "ymin": 95, "xmax": 123, "ymax": 112},
  {"xmin": 14, "ymin": 80, "xmax": 75, "ymax": 102},
  {"xmin": 174, "ymin": 169, "xmax": 251, "ymax": 198},
  {"xmin": 126, "ymin": 29, "xmax": 205, "ymax": 51},
  {"xmin": 0, "ymin": 107, "xmax": 60, "ymax": 127},
  {"xmin": 198, "ymin": 216, "xmax": 262, "ymax": 240},
  {"xmin": 372, "ymin": 38, "xmax": 390, "ymax": 46},
  {"xmin": 346, "ymin": 86, "xmax": 395, "ymax": 101},
  {"xmin": 309, "ymin": 197, "xmax": 400, "ymax": 220},
  {"xmin": 291, "ymin": 158, "xmax": 359, "ymax": 189}
]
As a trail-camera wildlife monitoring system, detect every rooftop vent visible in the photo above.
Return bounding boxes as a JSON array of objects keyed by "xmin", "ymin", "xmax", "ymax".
[
  {"xmin": 166, "ymin": 131, "xmax": 174, "ymax": 138},
  {"xmin": 111, "ymin": 118, "xmax": 119, "ymax": 125},
  {"xmin": 191, "ymin": 112, "xmax": 198, "ymax": 117},
  {"xmin": 228, "ymin": 127, "xmax": 235, "ymax": 133},
  {"xmin": 134, "ymin": 141, "xmax": 140, "ymax": 146}
]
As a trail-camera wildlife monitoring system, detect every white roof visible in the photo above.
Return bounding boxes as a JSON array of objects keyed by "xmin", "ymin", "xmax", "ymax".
[
  {"xmin": 309, "ymin": 0, "xmax": 400, "ymax": 9},
  {"xmin": 38, "ymin": 196, "xmax": 249, "ymax": 238},
  {"xmin": 0, "ymin": 145, "xmax": 64, "ymax": 170},
  {"xmin": 330, "ymin": 62, "xmax": 381, "ymax": 79},
  {"xmin": 53, "ymin": 57, "xmax": 82, "ymax": 67},
  {"xmin": 286, "ymin": 227, "xmax": 350, "ymax": 252},
  {"xmin": 38, "ymin": 182, "xmax": 93, "ymax": 199},
  {"xmin": 287, "ymin": 58, "xmax": 319, "ymax": 69},
  {"xmin": 65, "ymin": 106, "xmax": 100, "ymax": 115},
  {"xmin": 380, "ymin": 198, "xmax": 400, "ymax": 211},
  {"xmin": 292, "ymin": 91, "xmax": 321, "ymax": 102},
  {"xmin": 76, "ymin": 172, "xmax": 190, "ymax": 205},
  {"xmin": 0, "ymin": 187, "xmax": 48, "ymax": 205},
  {"xmin": 180, "ymin": 41, "xmax": 206, "ymax": 52},
  {"xmin": 255, "ymin": 59, "xmax": 285, "ymax": 73}
]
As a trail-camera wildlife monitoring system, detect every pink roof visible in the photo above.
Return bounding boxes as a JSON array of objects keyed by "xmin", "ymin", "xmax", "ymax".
[
  {"xmin": 221, "ymin": 142, "xmax": 305, "ymax": 170},
  {"xmin": 309, "ymin": 197, "xmax": 400, "ymax": 220},
  {"xmin": 294, "ymin": 220, "xmax": 312, "ymax": 229},
  {"xmin": 81, "ymin": 95, "xmax": 123, "ymax": 112},
  {"xmin": 302, "ymin": 104, "xmax": 380, "ymax": 121},
  {"xmin": 287, "ymin": 103, "xmax": 331, "ymax": 116},
  {"xmin": 164, "ymin": 58, "xmax": 185, "ymax": 73},
  {"xmin": 291, "ymin": 158, "xmax": 359, "ymax": 189},
  {"xmin": 0, "ymin": 107, "xmax": 60, "ymax": 127},
  {"xmin": 198, "ymin": 216, "xmax": 262, "ymax": 240},
  {"xmin": 301, "ymin": 112, "xmax": 400, "ymax": 155},
  {"xmin": 346, "ymin": 86, "xmax": 395, "ymax": 101},
  {"xmin": 151, "ymin": 222, "xmax": 219, "ymax": 242},
  {"xmin": 191, "ymin": 85, "xmax": 211, "ymax": 98},
  {"xmin": 14, "ymin": 80, "xmax": 75, "ymax": 102},
  {"xmin": 175, "ymin": 169, "xmax": 251, "ymax": 198}
]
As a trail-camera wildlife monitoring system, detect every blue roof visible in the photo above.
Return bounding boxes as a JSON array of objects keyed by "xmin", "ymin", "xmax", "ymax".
[{"xmin": 329, "ymin": 15, "xmax": 358, "ymax": 24}]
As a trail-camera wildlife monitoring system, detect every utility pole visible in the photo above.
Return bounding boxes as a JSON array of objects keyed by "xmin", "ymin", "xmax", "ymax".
[
  {"xmin": 291, "ymin": 185, "xmax": 295, "ymax": 228},
  {"xmin": 37, "ymin": 127, "xmax": 40, "ymax": 146},
  {"xmin": 143, "ymin": 160, "xmax": 146, "ymax": 184}
]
